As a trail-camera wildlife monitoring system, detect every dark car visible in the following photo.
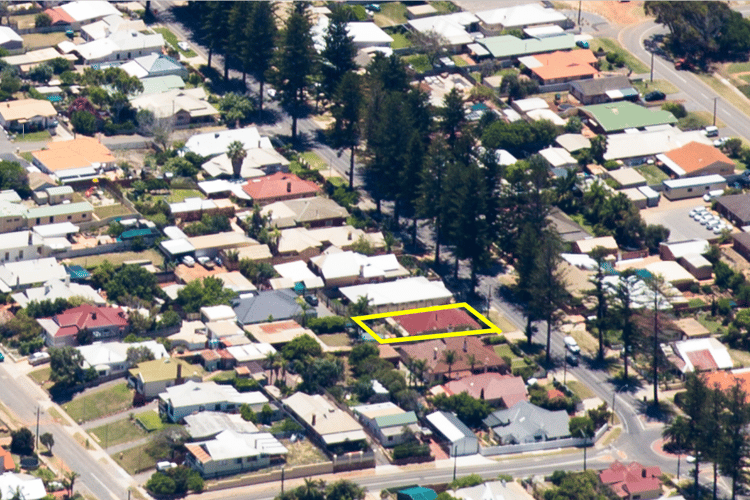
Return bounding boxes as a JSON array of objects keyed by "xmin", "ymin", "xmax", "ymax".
[
  {"xmin": 304, "ymin": 295, "xmax": 319, "ymax": 307},
  {"xmin": 566, "ymin": 352, "xmax": 579, "ymax": 366},
  {"xmin": 644, "ymin": 91, "xmax": 666, "ymax": 102}
]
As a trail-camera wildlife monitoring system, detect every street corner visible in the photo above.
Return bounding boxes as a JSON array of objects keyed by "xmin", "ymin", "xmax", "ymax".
[{"xmin": 651, "ymin": 437, "xmax": 677, "ymax": 459}]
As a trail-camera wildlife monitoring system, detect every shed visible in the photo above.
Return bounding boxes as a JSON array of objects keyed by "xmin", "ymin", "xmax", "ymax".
[
  {"xmin": 637, "ymin": 186, "xmax": 660, "ymax": 207},
  {"xmin": 425, "ymin": 411, "xmax": 478, "ymax": 456},
  {"xmin": 680, "ymin": 254, "xmax": 712, "ymax": 280},
  {"xmin": 674, "ymin": 318, "xmax": 711, "ymax": 340},
  {"xmin": 622, "ymin": 188, "xmax": 647, "ymax": 210},
  {"xmin": 608, "ymin": 168, "xmax": 647, "ymax": 189},
  {"xmin": 659, "ymin": 239, "xmax": 709, "ymax": 261},
  {"xmin": 573, "ymin": 236, "xmax": 618, "ymax": 256},
  {"xmin": 555, "ymin": 133, "xmax": 591, "ymax": 153},
  {"xmin": 644, "ymin": 260, "xmax": 696, "ymax": 290},
  {"xmin": 539, "ymin": 147, "xmax": 577, "ymax": 170},
  {"xmin": 662, "ymin": 175, "xmax": 727, "ymax": 201}
]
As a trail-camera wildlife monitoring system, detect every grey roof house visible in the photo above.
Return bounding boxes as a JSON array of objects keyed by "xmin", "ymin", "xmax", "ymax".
[
  {"xmin": 425, "ymin": 411, "xmax": 479, "ymax": 457},
  {"xmin": 483, "ymin": 401, "xmax": 571, "ymax": 445},
  {"xmin": 232, "ymin": 289, "xmax": 316, "ymax": 326},
  {"xmin": 570, "ymin": 75, "xmax": 638, "ymax": 105}
]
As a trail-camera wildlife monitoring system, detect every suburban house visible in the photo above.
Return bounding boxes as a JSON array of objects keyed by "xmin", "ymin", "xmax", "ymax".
[
  {"xmin": 0, "ymin": 230, "xmax": 43, "ymax": 263},
  {"xmin": 67, "ymin": 30, "xmax": 165, "ymax": 65},
  {"xmin": 733, "ymin": 232, "xmax": 750, "ymax": 262},
  {"xmin": 608, "ymin": 168, "xmax": 648, "ymax": 189},
  {"xmin": 407, "ymin": 12, "xmax": 478, "ymax": 51},
  {"xmin": 439, "ymin": 373, "xmax": 528, "ymax": 408},
  {"xmin": 262, "ymin": 197, "xmax": 349, "ymax": 229},
  {"xmin": 77, "ymin": 340, "xmax": 168, "ymax": 377},
  {"xmin": 339, "ymin": 277, "xmax": 453, "ymax": 314},
  {"xmin": 484, "ymin": 401, "xmax": 571, "ymax": 445},
  {"xmin": 0, "ymin": 27, "xmax": 22, "ymax": 53},
  {"xmin": 475, "ymin": 4, "xmax": 569, "ymax": 35},
  {"xmin": 0, "ymin": 448, "xmax": 12, "ymax": 473},
  {"xmin": 276, "ymin": 225, "xmax": 386, "ymax": 261},
  {"xmin": 0, "ymin": 99, "xmax": 57, "ymax": 132},
  {"xmin": 184, "ymin": 411, "xmax": 259, "ymax": 441},
  {"xmin": 392, "ymin": 308, "xmax": 481, "ymax": 337},
  {"xmin": 272, "ymin": 260, "xmax": 325, "ymax": 290},
  {"xmin": 398, "ymin": 336, "xmax": 507, "ymax": 383},
  {"xmin": 128, "ymin": 358, "xmax": 202, "ymax": 399},
  {"xmin": 120, "ymin": 53, "xmax": 189, "ymax": 79},
  {"xmin": 573, "ymin": 236, "xmax": 619, "ymax": 257},
  {"xmin": 662, "ymin": 337, "xmax": 733, "ymax": 376},
  {"xmin": 25, "ymin": 202, "xmax": 94, "ymax": 227},
  {"xmin": 80, "ymin": 14, "xmax": 147, "ymax": 42},
  {"xmin": 580, "ymin": 101, "xmax": 678, "ymax": 134},
  {"xmin": 425, "ymin": 411, "xmax": 478, "ymax": 457},
  {"xmin": 233, "ymin": 289, "xmax": 314, "ymax": 326},
  {"xmin": 310, "ymin": 250, "xmax": 409, "ymax": 288},
  {"xmin": 523, "ymin": 50, "xmax": 598, "ymax": 85},
  {"xmin": 225, "ymin": 343, "xmax": 278, "ymax": 369},
  {"xmin": 12, "ymin": 278, "xmax": 104, "ymax": 308},
  {"xmin": 673, "ymin": 318, "xmax": 711, "ymax": 340},
  {"xmin": 716, "ymin": 194, "xmax": 750, "ymax": 227},
  {"xmin": 244, "ymin": 320, "xmax": 316, "ymax": 347},
  {"xmin": 38, "ymin": 304, "xmax": 129, "ymax": 348},
  {"xmin": 352, "ymin": 402, "xmax": 419, "ymax": 447},
  {"xmin": 313, "ymin": 16, "xmax": 393, "ymax": 50},
  {"xmin": 43, "ymin": 0, "xmax": 121, "ymax": 29},
  {"xmin": 599, "ymin": 461, "xmax": 663, "ymax": 500},
  {"xmin": 31, "ymin": 136, "xmax": 116, "ymax": 183},
  {"xmin": 570, "ymin": 76, "xmax": 638, "ymax": 105},
  {"xmin": 0, "ymin": 258, "xmax": 67, "ymax": 291},
  {"xmin": 658, "ymin": 142, "xmax": 735, "ymax": 178},
  {"xmin": 479, "ymin": 33, "xmax": 576, "ymax": 61},
  {"xmin": 2, "ymin": 48, "xmax": 77, "ymax": 74},
  {"xmin": 242, "ymin": 172, "xmax": 321, "ymax": 205},
  {"xmin": 202, "ymin": 148, "xmax": 290, "ymax": 179},
  {"xmin": 603, "ymin": 126, "xmax": 713, "ymax": 165},
  {"xmin": 168, "ymin": 197, "xmax": 234, "ymax": 222},
  {"xmin": 282, "ymin": 392, "xmax": 368, "ymax": 451},
  {"xmin": 130, "ymin": 87, "xmax": 218, "ymax": 125},
  {"xmin": 0, "ymin": 473, "xmax": 47, "ymax": 500},
  {"xmin": 168, "ymin": 321, "xmax": 208, "ymax": 352},
  {"xmin": 0, "ymin": 198, "xmax": 26, "ymax": 233},
  {"xmin": 158, "ymin": 380, "xmax": 269, "ymax": 423},
  {"xmin": 454, "ymin": 481, "xmax": 535, "ymax": 500},
  {"xmin": 185, "ymin": 429, "xmax": 287, "ymax": 478},
  {"xmin": 184, "ymin": 126, "xmax": 276, "ymax": 158}
]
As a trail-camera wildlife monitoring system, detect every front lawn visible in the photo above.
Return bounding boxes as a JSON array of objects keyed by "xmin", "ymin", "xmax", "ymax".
[
  {"xmin": 13, "ymin": 130, "xmax": 50, "ymax": 142},
  {"xmin": 590, "ymin": 38, "xmax": 649, "ymax": 74},
  {"xmin": 635, "ymin": 164, "xmax": 668, "ymax": 185},
  {"xmin": 299, "ymin": 151, "xmax": 327, "ymax": 170},
  {"xmin": 28, "ymin": 366, "xmax": 51, "ymax": 386},
  {"xmin": 152, "ymin": 27, "xmax": 197, "ymax": 57},
  {"xmin": 89, "ymin": 418, "xmax": 147, "ymax": 449},
  {"xmin": 136, "ymin": 411, "xmax": 165, "ymax": 432},
  {"xmin": 112, "ymin": 440, "xmax": 169, "ymax": 475},
  {"xmin": 451, "ymin": 55, "xmax": 469, "ymax": 67},
  {"xmin": 62, "ymin": 383, "xmax": 133, "ymax": 423},
  {"xmin": 631, "ymin": 79, "xmax": 679, "ymax": 96},
  {"xmin": 566, "ymin": 380, "xmax": 595, "ymax": 400}
]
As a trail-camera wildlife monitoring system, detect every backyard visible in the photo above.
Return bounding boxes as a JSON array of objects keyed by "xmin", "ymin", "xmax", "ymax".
[
  {"xmin": 635, "ymin": 164, "xmax": 669, "ymax": 185},
  {"xmin": 22, "ymin": 32, "xmax": 70, "ymax": 50},
  {"xmin": 67, "ymin": 249, "xmax": 164, "ymax": 269},
  {"xmin": 89, "ymin": 418, "xmax": 147, "ymax": 449},
  {"xmin": 135, "ymin": 410, "xmax": 165, "ymax": 432},
  {"xmin": 62, "ymin": 383, "xmax": 134, "ymax": 423},
  {"xmin": 94, "ymin": 204, "xmax": 135, "ymax": 220}
]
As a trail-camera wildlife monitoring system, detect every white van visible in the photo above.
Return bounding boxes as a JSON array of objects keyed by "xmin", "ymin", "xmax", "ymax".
[
  {"xmin": 704, "ymin": 126, "xmax": 719, "ymax": 137},
  {"xmin": 703, "ymin": 189, "xmax": 724, "ymax": 202}
]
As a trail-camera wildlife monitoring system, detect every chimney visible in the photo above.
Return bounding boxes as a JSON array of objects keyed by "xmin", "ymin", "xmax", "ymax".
[
  {"xmin": 214, "ymin": 133, "xmax": 219, "ymax": 138},
  {"xmin": 286, "ymin": 181, "xmax": 292, "ymax": 193},
  {"xmin": 65, "ymin": 274, "xmax": 70, "ymax": 286},
  {"xmin": 348, "ymin": 232, "xmax": 353, "ymax": 241},
  {"xmin": 433, "ymin": 347, "xmax": 438, "ymax": 360},
  {"xmin": 463, "ymin": 338, "xmax": 468, "ymax": 352},
  {"xmin": 642, "ymin": 469, "xmax": 647, "ymax": 478},
  {"xmin": 359, "ymin": 264, "xmax": 365, "ymax": 277},
  {"xmin": 92, "ymin": 312, "xmax": 97, "ymax": 320},
  {"xmin": 311, "ymin": 414, "xmax": 316, "ymax": 426},
  {"xmin": 480, "ymin": 388, "xmax": 485, "ymax": 400},
  {"xmin": 176, "ymin": 362, "xmax": 183, "ymax": 381}
]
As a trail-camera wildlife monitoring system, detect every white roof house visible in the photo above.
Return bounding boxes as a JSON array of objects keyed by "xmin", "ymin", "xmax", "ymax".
[
  {"xmin": 225, "ymin": 343, "xmax": 277, "ymax": 364},
  {"xmin": 201, "ymin": 148, "xmax": 290, "ymax": 179},
  {"xmin": 663, "ymin": 174, "xmax": 726, "ymax": 190},
  {"xmin": 160, "ymin": 238, "xmax": 195, "ymax": 257},
  {"xmin": 0, "ymin": 26, "xmax": 22, "ymax": 50},
  {"xmin": 12, "ymin": 279, "xmax": 104, "ymax": 307},
  {"xmin": 32, "ymin": 222, "xmax": 79, "ymax": 238},
  {"xmin": 131, "ymin": 87, "xmax": 218, "ymax": 121},
  {"xmin": 539, "ymin": 147, "xmax": 577, "ymax": 169},
  {"xmin": 495, "ymin": 149, "xmax": 517, "ymax": 166},
  {"xmin": 169, "ymin": 197, "xmax": 218, "ymax": 216},
  {"xmin": 603, "ymin": 127, "xmax": 713, "ymax": 162},
  {"xmin": 339, "ymin": 277, "xmax": 453, "ymax": 313},
  {"xmin": 668, "ymin": 338, "xmax": 733, "ymax": 374},
  {"xmin": 187, "ymin": 429, "xmax": 287, "ymax": 471},
  {"xmin": 425, "ymin": 411, "xmax": 478, "ymax": 456},
  {"xmin": 310, "ymin": 250, "xmax": 409, "ymax": 285},
  {"xmin": 0, "ymin": 258, "xmax": 67, "ymax": 291},
  {"xmin": 272, "ymin": 260, "xmax": 324, "ymax": 290},
  {"xmin": 511, "ymin": 97, "xmax": 548, "ymax": 114},
  {"xmin": 346, "ymin": 22, "xmax": 394, "ymax": 48},
  {"xmin": 476, "ymin": 4, "xmax": 567, "ymax": 30},
  {"xmin": 556, "ymin": 133, "xmax": 591, "ymax": 153},
  {"xmin": 527, "ymin": 108, "xmax": 566, "ymax": 126},
  {"xmin": 57, "ymin": 1, "xmax": 121, "ymax": 24},
  {"xmin": 644, "ymin": 261, "xmax": 696, "ymax": 287},
  {"xmin": 660, "ymin": 239, "xmax": 710, "ymax": 260},
  {"xmin": 184, "ymin": 127, "xmax": 267, "ymax": 158},
  {"xmin": 0, "ymin": 473, "xmax": 47, "ymax": 500},
  {"xmin": 184, "ymin": 411, "xmax": 259, "ymax": 440},
  {"xmin": 408, "ymin": 12, "xmax": 479, "ymax": 47},
  {"xmin": 201, "ymin": 305, "xmax": 237, "ymax": 323},
  {"xmin": 160, "ymin": 380, "xmax": 268, "ymax": 416},
  {"xmin": 81, "ymin": 14, "xmax": 146, "ymax": 41},
  {"xmin": 283, "ymin": 392, "xmax": 367, "ymax": 446},
  {"xmin": 72, "ymin": 31, "xmax": 164, "ymax": 64},
  {"xmin": 78, "ymin": 340, "xmax": 168, "ymax": 375}
]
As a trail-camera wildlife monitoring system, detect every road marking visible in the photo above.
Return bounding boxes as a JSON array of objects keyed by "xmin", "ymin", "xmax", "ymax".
[{"xmin": 88, "ymin": 473, "xmax": 119, "ymax": 500}]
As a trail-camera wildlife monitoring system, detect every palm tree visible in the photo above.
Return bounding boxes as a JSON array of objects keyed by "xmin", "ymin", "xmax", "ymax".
[
  {"xmin": 298, "ymin": 300, "xmax": 311, "ymax": 327},
  {"xmin": 442, "ymin": 349, "xmax": 457, "ymax": 381},
  {"xmin": 466, "ymin": 354, "xmax": 477, "ymax": 373},
  {"xmin": 272, "ymin": 354, "xmax": 285, "ymax": 385},
  {"xmin": 64, "ymin": 471, "xmax": 80, "ymax": 498},
  {"xmin": 348, "ymin": 295, "xmax": 371, "ymax": 317},
  {"xmin": 412, "ymin": 359, "xmax": 427, "ymax": 388},
  {"xmin": 264, "ymin": 351, "xmax": 277, "ymax": 383},
  {"xmin": 227, "ymin": 140, "xmax": 247, "ymax": 179},
  {"xmin": 225, "ymin": 250, "xmax": 239, "ymax": 271},
  {"xmin": 298, "ymin": 478, "xmax": 326, "ymax": 500},
  {"xmin": 663, "ymin": 415, "xmax": 690, "ymax": 481}
]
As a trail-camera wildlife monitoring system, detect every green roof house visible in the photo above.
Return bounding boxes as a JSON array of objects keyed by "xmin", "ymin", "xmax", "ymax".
[
  {"xmin": 128, "ymin": 358, "xmax": 202, "ymax": 399},
  {"xmin": 580, "ymin": 101, "xmax": 678, "ymax": 133},
  {"xmin": 479, "ymin": 33, "xmax": 575, "ymax": 59},
  {"xmin": 398, "ymin": 487, "xmax": 437, "ymax": 500}
]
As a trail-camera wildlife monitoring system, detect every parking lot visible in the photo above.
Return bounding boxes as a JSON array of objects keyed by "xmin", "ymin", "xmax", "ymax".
[{"xmin": 642, "ymin": 203, "xmax": 731, "ymax": 242}]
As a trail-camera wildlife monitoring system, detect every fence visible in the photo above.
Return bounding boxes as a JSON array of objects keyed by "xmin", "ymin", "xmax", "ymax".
[
  {"xmin": 52, "ymin": 241, "xmax": 133, "ymax": 259},
  {"xmin": 203, "ymin": 462, "xmax": 334, "ymax": 492},
  {"xmin": 332, "ymin": 450, "xmax": 376, "ymax": 472},
  {"xmin": 480, "ymin": 423, "xmax": 608, "ymax": 457}
]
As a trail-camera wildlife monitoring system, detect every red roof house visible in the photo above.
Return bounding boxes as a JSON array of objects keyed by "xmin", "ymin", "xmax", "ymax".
[
  {"xmin": 0, "ymin": 447, "xmax": 13, "ymax": 472},
  {"xmin": 241, "ymin": 172, "xmax": 321, "ymax": 205},
  {"xmin": 528, "ymin": 50, "xmax": 599, "ymax": 84},
  {"xmin": 38, "ymin": 304, "xmax": 129, "ymax": 348},
  {"xmin": 399, "ymin": 336, "xmax": 508, "ymax": 383},
  {"xmin": 43, "ymin": 7, "xmax": 75, "ymax": 26},
  {"xmin": 600, "ymin": 461, "xmax": 662, "ymax": 500},
  {"xmin": 443, "ymin": 372, "xmax": 527, "ymax": 407},
  {"xmin": 393, "ymin": 308, "xmax": 481, "ymax": 336}
]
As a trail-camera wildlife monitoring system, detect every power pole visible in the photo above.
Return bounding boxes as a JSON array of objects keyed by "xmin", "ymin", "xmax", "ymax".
[
  {"xmin": 578, "ymin": 1, "xmax": 582, "ymax": 29},
  {"xmin": 713, "ymin": 97, "xmax": 719, "ymax": 126},
  {"xmin": 35, "ymin": 407, "xmax": 40, "ymax": 451},
  {"xmin": 650, "ymin": 52, "xmax": 654, "ymax": 82},
  {"xmin": 453, "ymin": 445, "xmax": 458, "ymax": 481}
]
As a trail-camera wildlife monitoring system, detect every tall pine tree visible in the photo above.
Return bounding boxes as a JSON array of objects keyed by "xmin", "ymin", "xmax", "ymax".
[
  {"xmin": 329, "ymin": 72, "xmax": 362, "ymax": 189},
  {"xmin": 321, "ymin": 6, "xmax": 356, "ymax": 100},
  {"xmin": 246, "ymin": 2, "xmax": 277, "ymax": 116},
  {"xmin": 417, "ymin": 137, "xmax": 451, "ymax": 267}
]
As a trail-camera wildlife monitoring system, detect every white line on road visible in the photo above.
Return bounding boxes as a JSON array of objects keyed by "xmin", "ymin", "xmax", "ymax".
[{"xmin": 88, "ymin": 473, "xmax": 119, "ymax": 500}]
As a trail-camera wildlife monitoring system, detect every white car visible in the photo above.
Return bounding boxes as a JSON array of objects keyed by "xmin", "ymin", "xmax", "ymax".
[
  {"xmin": 182, "ymin": 255, "xmax": 195, "ymax": 267},
  {"xmin": 177, "ymin": 41, "xmax": 190, "ymax": 51},
  {"xmin": 156, "ymin": 461, "xmax": 177, "ymax": 472},
  {"xmin": 267, "ymin": 88, "xmax": 277, "ymax": 99},
  {"xmin": 563, "ymin": 336, "xmax": 580, "ymax": 354}
]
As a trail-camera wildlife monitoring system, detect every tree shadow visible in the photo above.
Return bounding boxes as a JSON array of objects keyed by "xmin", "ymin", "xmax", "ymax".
[
  {"xmin": 635, "ymin": 399, "xmax": 676, "ymax": 423},
  {"xmin": 584, "ymin": 355, "xmax": 619, "ymax": 373},
  {"xmin": 607, "ymin": 374, "xmax": 644, "ymax": 393},
  {"xmin": 252, "ymin": 108, "xmax": 282, "ymax": 126}
]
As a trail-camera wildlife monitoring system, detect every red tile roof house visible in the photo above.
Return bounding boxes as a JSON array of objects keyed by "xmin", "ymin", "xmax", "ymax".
[
  {"xmin": 38, "ymin": 304, "xmax": 129, "ymax": 348},
  {"xmin": 599, "ymin": 461, "xmax": 663, "ymax": 500},
  {"xmin": 242, "ymin": 172, "xmax": 321, "ymax": 206},
  {"xmin": 442, "ymin": 372, "xmax": 527, "ymax": 407},
  {"xmin": 0, "ymin": 447, "xmax": 13, "ymax": 472},
  {"xmin": 392, "ymin": 308, "xmax": 481, "ymax": 336},
  {"xmin": 399, "ymin": 336, "xmax": 508, "ymax": 384}
]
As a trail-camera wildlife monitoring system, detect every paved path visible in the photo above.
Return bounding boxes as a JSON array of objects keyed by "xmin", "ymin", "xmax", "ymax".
[
  {"xmin": 80, "ymin": 400, "xmax": 157, "ymax": 430},
  {"xmin": 106, "ymin": 435, "xmax": 152, "ymax": 456}
]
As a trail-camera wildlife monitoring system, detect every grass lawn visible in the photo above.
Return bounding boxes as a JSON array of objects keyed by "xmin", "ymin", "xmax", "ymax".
[
  {"xmin": 568, "ymin": 212, "xmax": 596, "ymax": 237},
  {"xmin": 678, "ymin": 111, "xmax": 724, "ymax": 131},
  {"xmin": 23, "ymin": 32, "xmax": 69, "ymax": 50},
  {"xmin": 47, "ymin": 407, "xmax": 69, "ymax": 426},
  {"xmin": 728, "ymin": 62, "xmax": 750, "ymax": 74},
  {"xmin": 488, "ymin": 310, "xmax": 520, "ymax": 333},
  {"xmin": 493, "ymin": 344, "xmax": 515, "ymax": 359},
  {"xmin": 569, "ymin": 329, "xmax": 598, "ymax": 355},
  {"xmin": 112, "ymin": 440, "xmax": 170, "ymax": 475},
  {"xmin": 165, "ymin": 189, "xmax": 203, "ymax": 203},
  {"xmin": 68, "ymin": 248, "xmax": 164, "ymax": 269},
  {"xmin": 451, "ymin": 55, "xmax": 468, "ymax": 67},
  {"xmin": 10, "ymin": 14, "xmax": 36, "ymax": 29},
  {"xmin": 94, "ymin": 204, "xmax": 134, "ymax": 219},
  {"xmin": 696, "ymin": 314, "xmax": 722, "ymax": 334},
  {"xmin": 206, "ymin": 370, "xmax": 236, "ymax": 382},
  {"xmin": 389, "ymin": 32, "xmax": 411, "ymax": 49},
  {"xmin": 89, "ymin": 418, "xmax": 147, "ymax": 449},
  {"xmin": 602, "ymin": 427, "xmax": 622, "ymax": 446},
  {"xmin": 696, "ymin": 72, "xmax": 750, "ymax": 123},
  {"xmin": 431, "ymin": 1, "xmax": 459, "ymax": 14},
  {"xmin": 318, "ymin": 333, "xmax": 351, "ymax": 348},
  {"xmin": 327, "ymin": 176, "xmax": 346, "ymax": 187},
  {"xmin": 631, "ymin": 79, "xmax": 679, "ymax": 96},
  {"xmin": 590, "ymin": 38, "xmax": 649, "ymax": 74},
  {"xmin": 62, "ymin": 382, "xmax": 133, "ymax": 423},
  {"xmin": 28, "ymin": 366, "xmax": 51, "ymax": 386},
  {"xmin": 299, "ymin": 151, "xmax": 327, "ymax": 170},
  {"xmin": 152, "ymin": 27, "xmax": 197, "ymax": 57},
  {"xmin": 19, "ymin": 152, "xmax": 33, "ymax": 163},
  {"xmin": 566, "ymin": 380, "xmax": 595, "ymax": 400},
  {"xmin": 13, "ymin": 130, "xmax": 50, "ymax": 142},
  {"xmin": 635, "ymin": 164, "xmax": 669, "ymax": 185},
  {"xmin": 135, "ymin": 411, "xmax": 164, "ymax": 432},
  {"xmin": 729, "ymin": 349, "xmax": 750, "ymax": 368},
  {"xmin": 281, "ymin": 438, "xmax": 328, "ymax": 467},
  {"xmin": 404, "ymin": 54, "xmax": 431, "ymax": 73},
  {"xmin": 373, "ymin": 3, "xmax": 408, "ymax": 27}
]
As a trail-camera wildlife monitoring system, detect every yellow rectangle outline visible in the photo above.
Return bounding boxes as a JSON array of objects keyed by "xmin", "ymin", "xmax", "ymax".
[{"xmin": 351, "ymin": 302, "xmax": 502, "ymax": 344}]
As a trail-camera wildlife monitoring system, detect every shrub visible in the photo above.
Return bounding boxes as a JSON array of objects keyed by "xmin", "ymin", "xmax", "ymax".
[
  {"xmin": 307, "ymin": 316, "xmax": 347, "ymax": 334},
  {"xmin": 35, "ymin": 13, "xmax": 52, "ymax": 28},
  {"xmin": 662, "ymin": 102, "xmax": 687, "ymax": 119},
  {"xmin": 392, "ymin": 442, "xmax": 430, "ymax": 460}
]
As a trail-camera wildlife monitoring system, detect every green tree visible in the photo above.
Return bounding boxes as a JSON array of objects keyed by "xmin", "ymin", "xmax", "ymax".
[
  {"xmin": 177, "ymin": 276, "xmax": 236, "ymax": 313},
  {"xmin": 325, "ymin": 479, "xmax": 366, "ymax": 500},
  {"xmin": 145, "ymin": 473, "xmax": 177, "ymax": 496},
  {"xmin": 126, "ymin": 345, "xmax": 155, "ymax": 365},
  {"xmin": 348, "ymin": 295, "xmax": 371, "ymax": 317},
  {"xmin": 530, "ymin": 228, "xmax": 567, "ymax": 365},
  {"xmin": 226, "ymin": 140, "xmax": 247, "ymax": 178},
  {"xmin": 218, "ymin": 93, "xmax": 254, "ymax": 128},
  {"xmin": 564, "ymin": 116, "xmax": 583, "ymax": 133},
  {"xmin": 588, "ymin": 246, "xmax": 610, "ymax": 360},
  {"xmin": 442, "ymin": 349, "xmax": 457, "ymax": 381},
  {"xmin": 282, "ymin": 334, "xmax": 323, "ymax": 362},
  {"xmin": 10, "ymin": 427, "xmax": 33, "ymax": 455},
  {"xmin": 329, "ymin": 72, "xmax": 362, "ymax": 189},
  {"xmin": 662, "ymin": 102, "xmax": 687, "ymax": 119},
  {"xmin": 274, "ymin": 3, "xmax": 315, "ymax": 141},
  {"xmin": 27, "ymin": 63, "xmax": 53, "ymax": 83},
  {"xmin": 569, "ymin": 416, "xmax": 595, "ymax": 439},
  {"xmin": 76, "ymin": 327, "xmax": 93, "ymax": 346},
  {"xmin": 40, "ymin": 432, "xmax": 54, "ymax": 454},
  {"xmin": 615, "ymin": 269, "xmax": 638, "ymax": 381},
  {"xmin": 720, "ymin": 382, "xmax": 750, "ymax": 500},
  {"xmin": 71, "ymin": 110, "xmax": 96, "ymax": 136},
  {"xmin": 50, "ymin": 347, "xmax": 93, "ymax": 389},
  {"xmin": 320, "ymin": 5, "xmax": 356, "ymax": 99},
  {"xmin": 105, "ymin": 265, "xmax": 159, "ymax": 304},
  {"xmin": 499, "ymin": 73, "xmax": 538, "ymax": 100},
  {"xmin": 300, "ymin": 356, "xmax": 344, "ymax": 393},
  {"xmin": 432, "ymin": 392, "xmax": 491, "ymax": 427},
  {"xmin": 35, "ymin": 12, "xmax": 52, "ymax": 28},
  {"xmin": 245, "ymin": 2, "xmax": 277, "ymax": 116},
  {"xmin": 644, "ymin": 273, "xmax": 672, "ymax": 404},
  {"xmin": 200, "ymin": 2, "xmax": 229, "ymax": 70},
  {"xmin": 0, "ymin": 160, "xmax": 30, "ymax": 198},
  {"xmin": 417, "ymin": 137, "xmax": 451, "ymax": 266},
  {"xmin": 441, "ymin": 87, "xmax": 465, "ymax": 143},
  {"xmin": 643, "ymin": 224, "xmax": 670, "ymax": 253},
  {"xmin": 590, "ymin": 135, "xmax": 607, "ymax": 164},
  {"xmin": 91, "ymin": 260, "xmax": 116, "ymax": 289}
]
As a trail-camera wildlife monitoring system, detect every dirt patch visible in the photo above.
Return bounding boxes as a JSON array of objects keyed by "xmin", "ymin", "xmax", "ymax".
[{"xmin": 557, "ymin": 1, "xmax": 648, "ymax": 25}]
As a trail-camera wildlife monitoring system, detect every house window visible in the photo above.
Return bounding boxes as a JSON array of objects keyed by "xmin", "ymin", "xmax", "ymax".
[
  {"xmin": 49, "ymin": 216, "xmax": 53, "ymax": 223},
  {"xmin": 18, "ymin": 251, "xmax": 22, "ymax": 259},
  {"xmin": 36, "ymin": 218, "xmax": 40, "ymax": 224},
  {"xmin": 3, "ymin": 252, "xmax": 7, "ymax": 261},
  {"xmin": 214, "ymin": 403, "xmax": 221, "ymax": 410},
  {"xmin": 387, "ymin": 436, "xmax": 393, "ymax": 442},
  {"xmin": 236, "ymin": 458, "xmax": 242, "ymax": 464},
  {"xmin": 67, "ymin": 215, "xmax": 72, "ymax": 220},
  {"xmin": 82, "ymin": 213, "xmax": 87, "ymax": 218},
  {"xmin": 687, "ymin": 188, "xmax": 693, "ymax": 193}
]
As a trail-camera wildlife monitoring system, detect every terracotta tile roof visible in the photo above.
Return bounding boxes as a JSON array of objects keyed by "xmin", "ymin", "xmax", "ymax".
[
  {"xmin": 32, "ymin": 137, "xmax": 115, "ymax": 173},
  {"xmin": 686, "ymin": 349, "xmax": 718, "ymax": 371},
  {"xmin": 703, "ymin": 370, "xmax": 750, "ymax": 397},
  {"xmin": 530, "ymin": 50, "xmax": 598, "ymax": 81},
  {"xmin": 0, "ymin": 99, "xmax": 56, "ymax": 122},
  {"xmin": 399, "ymin": 337, "xmax": 507, "ymax": 377},
  {"xmin": 241, "ymin": 172, "xmax": 320, "ymax": 203},
  {"xmin": 378, "ymin": 343, "xmax": 400, "ymax": 360},
  {"xmin": 664, "ymin": 142, "xmax": 734, "ymax": 175},
  {"xmin": 50, "ymin": 304, "xmax": 128, "ymax": 338},
  {"xmin": 600, "ymin": 461, "xmax": 662, "ymax": 499},
  {"xmin": 200, "ymin": 349, "xmax": 220, "ymax": 361},
  {"xmin": 394, "ymin": 309, "xmax": 481, "ymax": 336},
  {"xmin": 44, "ymin": 7, "xmax": 75, "ymax": 25},
  {"xmin": 443, "ymin": 372, "xmax": 527, "ymax": 406},
  {"xmin": 259, "ymin": 320, "xmax": 301, "ymax": 333},
  {"xmin": 0, "ymin": 447, "xmax": 13, "ymax": 471}
]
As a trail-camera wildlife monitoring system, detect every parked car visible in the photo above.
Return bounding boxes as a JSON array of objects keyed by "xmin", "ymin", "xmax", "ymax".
[
  {"xmin": 156, "ymin": 462, "xmax": 177, "ymax": 472},
  {"xmin": 182, "ymin": 255, "xmax": 195, "ymax": 267},
  {"xmin": 566, "ymin": 352, "xmax": 579, "ymax": 366},
  {"xmin": 643, "ymin": 91, "xmax": 666, "ymax": 102},
  {"xmin": 214, "ymin": 256, "xmax": 223, "ymax": 267},
  {"xmin": 267, "ymin": 88, "xmax": 277, "ymax": 99},
  {"xmin": 304, "ymin": 295, "xmax": 319, "ymax": 307},
  {"xmin": 563, "ymin": 336, "xmax": 580, "ymax": 354},
  {"xmin": 0, "ymin": 351, "xmax": 4, "ymax": 362},
  {"xmin": 704, "ymin": 125, "xmax": 719, "ymax": 137},
  {"xmin": 576, "ymin": 40, "xmax": 589, "ymax": 49},
  {"xmin": 28, "ymin": 352, "xmax": 50, "ymax": 366},
  {"xmin": 197, "ymin": 256, "xmax": 214, "ymax": 270},
  {"xmin": 177, "ymin": 41, "xmax": 190, "ymax": 51}
]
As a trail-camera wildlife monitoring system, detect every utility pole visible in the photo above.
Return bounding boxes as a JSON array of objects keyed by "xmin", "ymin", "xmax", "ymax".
[
  {"xmin": 563, "ymin": 353, "xmax": 568, "ymax": 385},
  {"xmin": 650, "ymin": 52, "xmax": 654, "ymax": 82},
  {"xmin": 281, "ymin": 467, "xmax": 285, "ymax": 493},
  {"xmin": 577, "ymin": 1, "xmax": 582, "ymax": 29},
  {"xmin": 35, "ymin": 407, "xmax": 40, "ymax": 451},
  {"xmin": 713, "ymin": 97, "xmax": 719, "ymax": 126},
  {"xmin": 581, "ymin": 429, "xmax": 588, "ymax": 471},
  {"xmin": 453, "ymin": 444, "xmax": 458, "ymax": 481}
]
